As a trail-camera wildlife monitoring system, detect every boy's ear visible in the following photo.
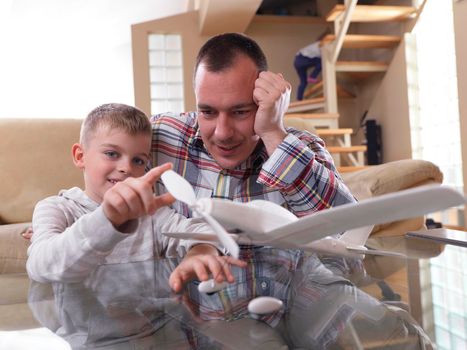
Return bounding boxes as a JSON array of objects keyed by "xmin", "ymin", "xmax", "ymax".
[{"xmin": 72, "ymin": 143, "xmax": 85, "ymax": 169}]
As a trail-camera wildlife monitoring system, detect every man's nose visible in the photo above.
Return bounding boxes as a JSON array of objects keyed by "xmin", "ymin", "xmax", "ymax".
[{"xmin": 213, "ymin": 114, "xmax": 234, "ymax": 140}]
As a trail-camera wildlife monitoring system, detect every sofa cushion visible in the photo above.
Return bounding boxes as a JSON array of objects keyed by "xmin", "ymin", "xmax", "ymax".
[
  {"xmin": 341, "ymin": 159, "xmax": 443, "ymax": 201},
  {"xmin": 0, "ymin": 222, "xmax": 31, "ymax": 274},
  {"xmin": 0, "ymin": 273, "xmax": 41, "ymax": 330},
  {"xmin": 0, "ymin": 118, "xmax": 84, "ymax": 224}
]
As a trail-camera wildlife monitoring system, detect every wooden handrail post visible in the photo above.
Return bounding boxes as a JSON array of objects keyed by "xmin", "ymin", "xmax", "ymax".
[
  {"xmin": 332, "ymin": 0, "xmax": 357, "ymax": 64},
  {"xmin": 322, "ymin": 44, "xmax": 338, "ymax": 114}
]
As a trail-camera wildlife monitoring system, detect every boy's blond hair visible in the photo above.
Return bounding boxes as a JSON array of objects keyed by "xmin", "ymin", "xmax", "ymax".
[{"xmin": 80, "ymin": 103, "xmax": 151, "ymax": 146}]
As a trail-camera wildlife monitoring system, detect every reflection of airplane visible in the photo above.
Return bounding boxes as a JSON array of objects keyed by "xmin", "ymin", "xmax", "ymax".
[{"xmin": 161, "ymin": 170, "xmax": 466, "ymax": 259}]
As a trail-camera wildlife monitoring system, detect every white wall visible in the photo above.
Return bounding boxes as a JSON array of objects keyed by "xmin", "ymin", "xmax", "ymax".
[{"xmin": 0, "ymin": 0, "xmax": 187, "ymax": 118}]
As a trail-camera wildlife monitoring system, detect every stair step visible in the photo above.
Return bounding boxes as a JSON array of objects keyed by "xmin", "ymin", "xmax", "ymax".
[
  {"xmin": 328, "ymin": 145, "xmax": 366, "ymax": 153},
  {"xmin": 287, "ymin": 97, "xmax": 325, "ymax": 113},
  {"xmin": 336, "ymin": 61, "xmax": 388, "ymax": 73},
  {"xmin": 326, "ymin": 5, "xmax": 416, "ymax": 23},
  {"xmin": 285, "ymin": 113, "xmax": 339, "ymax": 120},
  {"xmin": 303, "ymin": 81, "xmax": 323, "ymax": 98},
  {"xmin": 304, "ymin": 82, "xmax": 355, "ymax": 99},
  {"xmin": 284, "ymin": 113, "xmax": 339, "ymax": 130},
  {"xmin": 321, "ymin": 34, "xmax": 401, "ymax": 49},
  {"xmin": 315, "ymin": 128, "xmax": 353, "ymax": 136}
]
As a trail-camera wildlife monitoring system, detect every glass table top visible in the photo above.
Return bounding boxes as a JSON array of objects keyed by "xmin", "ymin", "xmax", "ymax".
[{"xmin": 1, "ymin": 234, "xmax": 466, "ymax": 350}]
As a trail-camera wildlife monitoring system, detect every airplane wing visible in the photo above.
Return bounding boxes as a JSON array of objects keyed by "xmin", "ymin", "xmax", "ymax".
[
  {"xmin": 197, "ymin": 198, "xmax": 297, "ymax": 234},
  {"xmin": 264, "ymin": 184, "xmax": 465, "ymax": 245},
  {"xmin": 163, "ymin": 231, "xmax": 279, "ymax": 246},
  {"xmin": 165, "ymin": 232, "xmax": 222, "ymax": 242},
  {"xmin": 163, "ymin": 185, "xmax": 464, "ymax": 257}
]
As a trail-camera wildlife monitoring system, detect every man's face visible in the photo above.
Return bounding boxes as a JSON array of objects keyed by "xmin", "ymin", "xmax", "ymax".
[
  {"xmin": 73, "ymin": 126, "xmax": 151, "ymax": 203},
  {"xmin": 194, "ymin": 55, "xmax": 260, "ymax": 169}
]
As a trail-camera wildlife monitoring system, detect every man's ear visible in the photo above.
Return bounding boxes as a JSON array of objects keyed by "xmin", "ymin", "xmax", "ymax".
[{"xmin": 72, "ymin": 143, "xmax": 85, "ymax": 169}]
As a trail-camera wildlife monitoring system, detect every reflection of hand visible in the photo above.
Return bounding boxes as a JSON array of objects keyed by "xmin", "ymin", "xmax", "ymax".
[
  {"xmin": 180, "ymin": 293, "xmax": 203, "ymax": 322},
  {"xmin": 169, "ymin": 252, "xmax": 247, "ymax": 293},
  {"xmin": 102, "ymin": 163, "xmax": 175, "ymax": 228},
  {"xmin": 253, "ymin": 71, "xmax": 290, "ymax": 154}
]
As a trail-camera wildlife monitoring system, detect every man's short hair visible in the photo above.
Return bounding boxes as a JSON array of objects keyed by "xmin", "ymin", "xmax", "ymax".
[
  {"xmin": 80, "ymin": 103, "xmax": 151, "ymax": 145},
  {"xmin": 194, "ymin": 33, "xmax": 268, "ymax": 76}
]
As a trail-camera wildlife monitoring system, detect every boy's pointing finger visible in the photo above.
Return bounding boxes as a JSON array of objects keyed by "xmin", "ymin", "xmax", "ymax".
[{"xmin": 143, "ymin": 162, "xmax": 173, "ymax": 185}]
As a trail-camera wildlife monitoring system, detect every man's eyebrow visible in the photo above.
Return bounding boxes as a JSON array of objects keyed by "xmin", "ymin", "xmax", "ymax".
[
  {"xmin": 197, "ymin": 103, "xmax": 257, "ymax": 110},
  {"xmin": 230, "ymin": 103, "xmax": 256, "ymax": 109},
  {"xmin": 197, "ymin": 103, "xmax": 213, "ymax": 109}
]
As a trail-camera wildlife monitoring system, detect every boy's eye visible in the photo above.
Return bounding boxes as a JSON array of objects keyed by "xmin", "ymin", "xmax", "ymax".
[
  {"xmin": 133, "ymin": 157, "xmax": 147, "ymax": 166},
  {"xmin": 104, "ymin": 151, "xmax": 119, "ymax": 159}
]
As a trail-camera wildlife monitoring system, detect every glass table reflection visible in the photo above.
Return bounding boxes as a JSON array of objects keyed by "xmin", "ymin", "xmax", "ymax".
[{"xmin": 0, "ymin": 237, "xmax": 467, "ymax": 349}]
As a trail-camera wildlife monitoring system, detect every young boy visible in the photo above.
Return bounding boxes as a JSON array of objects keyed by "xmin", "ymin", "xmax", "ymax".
[{"xmin": 26, "ymin": 103, "xmax": 245, "ymax": 286}]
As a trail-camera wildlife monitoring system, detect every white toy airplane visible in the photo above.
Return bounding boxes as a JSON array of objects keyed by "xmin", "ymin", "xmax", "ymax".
[{"xmin": 161, "ymin": 170, "xmax": 466, "ymax": 259}]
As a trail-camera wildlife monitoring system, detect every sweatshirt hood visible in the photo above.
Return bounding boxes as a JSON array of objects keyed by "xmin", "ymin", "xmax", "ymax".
[{"xmin": 59, "ymin": 187, "xmax": 99, "ymax": 211}]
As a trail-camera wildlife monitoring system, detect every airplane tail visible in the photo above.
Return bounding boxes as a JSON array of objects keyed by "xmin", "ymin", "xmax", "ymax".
[{"xmin": 339, "ymin": 225, "xmax": 374, "ymax": 246}]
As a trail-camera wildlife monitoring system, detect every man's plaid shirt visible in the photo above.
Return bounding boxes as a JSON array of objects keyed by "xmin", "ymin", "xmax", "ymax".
[
  {"xmin": 150, "ymin": 112, "xmax": 357, "ymax": 334},
  {"xmin": 150, "ymin": 112, "xmax": 355, "ymax": 217}
]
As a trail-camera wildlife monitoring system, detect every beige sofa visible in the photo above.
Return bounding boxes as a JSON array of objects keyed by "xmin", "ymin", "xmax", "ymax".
[
  {"xmin": 0, "ymin": 118, "xmax": 444, "ymax": 275},
  {"xmin": 0, "ymin": 118, "xmax": 84, "ymax": 274}
]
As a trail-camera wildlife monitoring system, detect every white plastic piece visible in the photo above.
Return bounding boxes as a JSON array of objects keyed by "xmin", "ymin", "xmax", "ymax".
[
  {"xmin": 161, "ymin": 181, "xmax": 465, "ymax": 259},
  {"xmin": 198, "ymin": 279, "xmax": 229, "ymax": 294},
  {"xmin": 248, "ymin": 296, "xmax": 283, "ymax": 315},
  {"xmin": 265, "ymin": 184, "xmax": 466, "ymax": 245},
  {"xmin": 197, "ymin": 198, "xmax": 297, "ymax": 234},
  {"xmin": 161, "ymin": 170, "xmax": 197, "ymax": 206},
  {"xmin": 161, "ymin": 170, "xmax": 240, "ymax": 259}
]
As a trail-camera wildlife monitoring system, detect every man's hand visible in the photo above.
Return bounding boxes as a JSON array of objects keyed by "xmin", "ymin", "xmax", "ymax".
[
  {"xmin": 169, "ymin": 244, "xmax": 247, "ymax": 293},
  {"xmin": 253, "ymin": 71, "xmax": 291, "ymax": 155},
  {"xmin": 102, "ymin": 163, "xmax": 175, "ymax": 228}
]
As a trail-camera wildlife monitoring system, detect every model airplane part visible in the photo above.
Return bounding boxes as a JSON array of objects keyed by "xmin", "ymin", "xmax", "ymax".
[
  {"xmin": 195, "ymin": 198, "xmax": 297, "ymax": 234},
  {"xmin": 248, "ymin": 296, "xmax": 283, "ymax": 315},
  {"xmin": 198, "ymin": 279, "xmax": 230, "ymax": 294},
  {"xmin": 164, "ymin": 227, "xmax": 404, "ymax": 259},
  {"xmin": 193, "ymin": 185, "xmax": 465, "ymax": 246},
  {"xmin": 162, "ymin": 178, "xmax": 465, "ymax": 258},
  {"xmin": 161, "ymin": 170, "xmax": 239, "ymax": 259}
]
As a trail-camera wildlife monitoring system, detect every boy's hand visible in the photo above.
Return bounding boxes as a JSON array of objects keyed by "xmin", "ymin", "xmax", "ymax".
[
  {"xmin": 169, "ymin": 244, "xmax": 247, "ymax": 293},
  {"xmin": 102, "ymin": 163, "xmax": 175, "ymax": 228}
]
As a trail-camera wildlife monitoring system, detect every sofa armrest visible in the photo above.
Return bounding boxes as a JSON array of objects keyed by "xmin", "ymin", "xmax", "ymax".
[
  {"xmin": 0, "ymin": 223, "xmax": 31, "ymax": 274},
  {"xmin": 341, "ymin": 159, "xmax": 443, "ymax": 237}
]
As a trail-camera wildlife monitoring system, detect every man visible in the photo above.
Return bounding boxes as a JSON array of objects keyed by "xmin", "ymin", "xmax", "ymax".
[
  {"xmin": 151, "ymin": 33, "xmax": 355, "ymax": 220},
  {"xmin": 150, "ymin": 34, "xmax": 434, "ymax": 349},
  {"xmin": 152, "ymin": 30, "xmax": 357, "ymax": 307}
]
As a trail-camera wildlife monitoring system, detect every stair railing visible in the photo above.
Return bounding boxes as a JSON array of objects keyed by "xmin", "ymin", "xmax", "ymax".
[{"xmin": 322, "ymin": 0, "xmax": 357, "ymax": 113}]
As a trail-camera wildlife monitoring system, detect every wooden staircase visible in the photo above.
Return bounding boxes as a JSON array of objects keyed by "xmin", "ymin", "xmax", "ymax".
[
  {"xmin": 321, "ymin": 34, "xmax": 401, "ymax": 49},
  {"xmin": 286, "ymin": 2, "xmax": 417, "ymax": 169},
  {"xmin": 326, "ymin": 4, "xmax": 416, "ymax": 22}
]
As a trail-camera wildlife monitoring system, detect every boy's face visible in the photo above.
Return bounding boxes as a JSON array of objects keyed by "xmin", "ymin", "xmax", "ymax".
[{"xmin": 72, "ymin": 125, "xmax": 151, "ymax": 203}]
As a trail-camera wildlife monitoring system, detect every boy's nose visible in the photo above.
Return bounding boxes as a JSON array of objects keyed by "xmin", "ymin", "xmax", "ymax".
[{"xmin": 117, "ymin": 160, "xmax": 132, "ymax": 174}]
